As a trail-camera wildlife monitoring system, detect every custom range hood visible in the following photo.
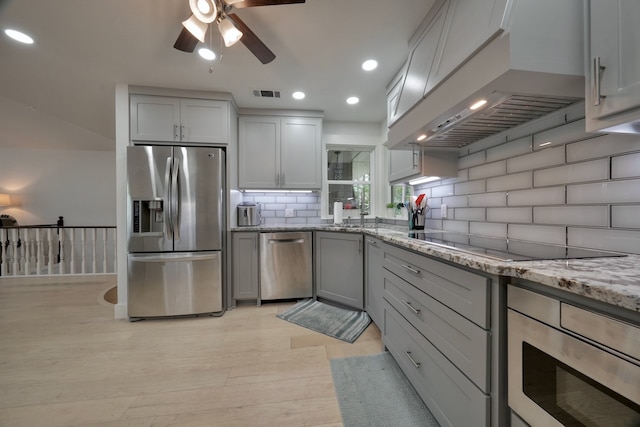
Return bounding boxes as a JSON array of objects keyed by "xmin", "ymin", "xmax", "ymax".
[{"xmin": 387, "ymin": 0, "xmax": 586, "ymax": 150}]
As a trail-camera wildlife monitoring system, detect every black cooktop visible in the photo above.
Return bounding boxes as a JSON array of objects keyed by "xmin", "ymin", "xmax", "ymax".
[{"xmin": 407, "ymin": 231, "xmax": 627, "ymax": 261}]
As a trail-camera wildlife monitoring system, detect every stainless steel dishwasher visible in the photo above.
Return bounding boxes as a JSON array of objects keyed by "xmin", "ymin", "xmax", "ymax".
[{"xmin": 260, "ymin": 232, "xmax": 313, "ymax": 300}]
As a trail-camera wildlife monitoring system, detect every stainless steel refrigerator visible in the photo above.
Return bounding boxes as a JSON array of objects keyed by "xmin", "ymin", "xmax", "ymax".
[{"xmin": 126, "ymin": 145, "xmax": 225, "ymax": 319}]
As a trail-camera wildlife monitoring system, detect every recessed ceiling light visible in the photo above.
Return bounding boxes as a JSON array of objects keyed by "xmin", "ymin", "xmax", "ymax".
[
  {"xmin": 361, "ymin": 59, "xmax": 378, "ymax": 71},
  {"xmin": 346, "ymin": 96, "xmax": 359, "ymax": 105},
  {"xmin": 198, "ymin": 47, "xmax": 216, "ymax": 60},
  {"xmin": 4, "ymin": 29, "xmax": 34, "ymax": 44},
  {"xmin": 416, "ymin": 134, "xmax": 427, "ymax": 141},
  {"xmin": 292, "ymin": 91, "xmax": 305, "ymax": 100},
  {"xmin": 469, "ymin": 99, "xmax": 487, "ymax": 110}
]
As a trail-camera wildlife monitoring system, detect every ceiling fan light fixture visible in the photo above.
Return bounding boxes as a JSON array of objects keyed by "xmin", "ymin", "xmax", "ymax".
[
  {"xmin": 189, "ymin": 0, "xmax": 218, "ymax": 23},
  {"xmin": 198, "ymin": 47, "xmax": 216, "ymax": 60},
  {"xmin": 182, "ymin": 14, "xmax": 208, "ymax": 43},
  {"xmin": 219, "ymin": 18, "xmax": 243, "ymax": 47}
]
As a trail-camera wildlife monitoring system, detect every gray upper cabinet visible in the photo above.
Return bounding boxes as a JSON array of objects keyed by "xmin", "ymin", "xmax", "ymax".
[
  {"xmin": 388, "ymin": 149, "xmax": 420, "ymax": 184},
  {"xmin": 393, "ymin": 1, "xmax": 448, "ymax": 121},
  {"xmin": 387, "ymin": 62, "xmax": 407, "ymax": 128},
  {"xmin": 238, "ymin": 115, "xmax": 322, "ymax": 190},
  {"xmin": 586, "ymin": 0, "xmax": 640, "ymax": 132},
  {"xmin": 315, "ymin": 232, "xmax": 364, "ymax": 310},
  {"xmin": 130, "ymin": 95, "xmax": 229, "ymax": 144}
]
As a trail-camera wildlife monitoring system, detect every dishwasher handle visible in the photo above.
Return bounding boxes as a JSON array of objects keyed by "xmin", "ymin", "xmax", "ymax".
[{"xmin": 268, "ymin": 238, "xmax": 305, "ymax": 244}]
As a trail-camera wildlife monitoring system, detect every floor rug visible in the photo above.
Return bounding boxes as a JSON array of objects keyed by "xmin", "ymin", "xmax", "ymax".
[
  {"xmin": 276, "ymin": 299, "xmax": 371, "ymax": 343},
  {"xmin": 330, "ymin": 352, "xmax": 440, "ymax": 427}
]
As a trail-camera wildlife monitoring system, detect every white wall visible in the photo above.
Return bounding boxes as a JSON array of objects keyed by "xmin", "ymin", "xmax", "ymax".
[{"xmin": 0, "ymin": 147, "xmax": 116, "ymax": 225}]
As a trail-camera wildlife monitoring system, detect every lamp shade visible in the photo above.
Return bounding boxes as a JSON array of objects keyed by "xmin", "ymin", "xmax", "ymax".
[
  {"xmin": 182, "ymin": 14, "xmax": 208, "ymax": 43},
  {"xmin": 0, "ymin": 193, "xmax": 10, "ymax": 207},
  {"xmin": 218, "ymin": 18, "xmax": 243, "ymax": 47}
]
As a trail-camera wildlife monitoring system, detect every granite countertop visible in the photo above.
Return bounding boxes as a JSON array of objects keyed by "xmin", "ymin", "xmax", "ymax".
[{"xmin": 232, "ymin": 224, "xmax": 640, "ymax": 313}]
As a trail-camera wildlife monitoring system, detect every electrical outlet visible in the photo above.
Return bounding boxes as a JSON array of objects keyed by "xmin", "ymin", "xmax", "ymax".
[
  {"xmin": 285, "ymin": 208, "xmax": 294, "ymax": 217},
  {"xmin": 441, "ymin": 204, "xmax": 448, "ymax": 218}
]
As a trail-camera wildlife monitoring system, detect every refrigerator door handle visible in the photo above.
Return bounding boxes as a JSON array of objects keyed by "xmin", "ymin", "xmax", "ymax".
[
  {"xmin": 164, "ymin": 157, "xmax": 173, "ymax": 239},
  {"xmin": 128, "ymin": 253, "xmax": 219, "ymax": 263},
  {"xmin": 171, "ymin": 157, "xmax": 180, "ymax": 240}
]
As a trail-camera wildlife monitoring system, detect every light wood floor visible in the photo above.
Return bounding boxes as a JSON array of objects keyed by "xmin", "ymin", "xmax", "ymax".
[{"xmin": 0, "ymin": 276, "xmax": 384, "ymax": 427}]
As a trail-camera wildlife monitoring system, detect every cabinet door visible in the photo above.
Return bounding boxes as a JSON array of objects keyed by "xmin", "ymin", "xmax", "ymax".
[
  {"xmin": 180, "ymin": 99, "xmax": 229, "ymax": 144},
  {"xmin": 232, "ymin": 232, "xmax": 259, "ymax": 300},
  {"xmin": 389, "ymin": 149, "xmax": 421, "ymax": 183},
  {"xmin": 130, "ymin": 95, "xmax": 180, "ymax": 142},
  {"xmin": 426, "ymin": 0, "xmax": 507, "ymax": 95},
  {"xmin": 387, "ymin": 65, "xmax": 406, "ymax": 127},
  {"xmin": 589, "ymin": 0, "xmax": 640, "ymax": 119},
  {"xmin": 393, "ymin": 1, "xmax": 448, "ymax": 120},
  {"xmin": 238, "ymin": 116, "xmax": 280, "ymax": 189},
  {"xmin": 280, "ymin": 117, "xmax": 322, "ymax": 189},
  {"xmin": 315, "ymin": 232, "xmax": 364, "ymax": 309},
  {"xmin": 365, "ymin": 237, "xmax": 384, "ymax": 327}
]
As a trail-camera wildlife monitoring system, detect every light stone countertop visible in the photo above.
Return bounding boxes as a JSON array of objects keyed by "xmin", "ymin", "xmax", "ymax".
[{"xmin": 232, "ymin": 224, "xmax": 640, "ymax": 313}]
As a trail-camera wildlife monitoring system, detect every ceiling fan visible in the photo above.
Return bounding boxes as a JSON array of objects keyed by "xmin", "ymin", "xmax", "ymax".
[{"xmin": 174, "ymin": 0, "xmax": 306, "ymax": 64}]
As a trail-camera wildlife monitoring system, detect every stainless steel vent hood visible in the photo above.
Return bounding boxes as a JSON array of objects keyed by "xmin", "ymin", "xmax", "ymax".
[{"xmin": 387, "ymin": 0, "xmax": 586, "ymax": 150}]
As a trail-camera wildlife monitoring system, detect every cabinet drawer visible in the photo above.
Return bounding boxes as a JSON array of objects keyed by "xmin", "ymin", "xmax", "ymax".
[
  {"xmin": 383, "ymin": 244, "xmax": 489, "ymax": 327},
  {"xmin": 383, "ymin": 268, "xmax": 489, "ymax": 392},
  {"xmin": 383, "ymin": 301, "xmax": 490, "ymax": 427}
]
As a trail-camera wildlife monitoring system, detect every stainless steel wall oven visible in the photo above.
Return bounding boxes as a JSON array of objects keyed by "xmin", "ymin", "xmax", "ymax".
[{"xmin": 508, "ymin": 286, "xmax": 640, "ymax": 427}]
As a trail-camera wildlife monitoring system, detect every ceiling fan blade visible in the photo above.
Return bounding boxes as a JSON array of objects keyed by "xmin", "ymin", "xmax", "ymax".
[
  {"xmin": 230, "ymin": 0, "xmax": 305, "ymax": 9},
  {"xmin": 173, "ymin": 28, "xmax": 199, "ymax": 52},
  {"xmin": 227, "ymin": 13, "xmax": 276, "ymax": 64}
]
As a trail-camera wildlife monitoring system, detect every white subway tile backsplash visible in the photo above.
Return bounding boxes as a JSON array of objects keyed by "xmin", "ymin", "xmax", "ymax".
[
  {"xmin": 454, "ymin": 208, "xmax": 485, "ymax": 221},
  {"xmin": 431, "ymin": 184, "xmax": 455, "ymax": 198},
  {"xmin": 425, "ymin": 219, "xmax": 443, "ymax": 230},
  {"xmin": 533, "ymin": 159, "xmax": 609, "ymax": 187},
  {"xmin": 286, "ymin": 217, "xmax": 308, "ymax": 224},
  {"xmin": 533, "ymin": 206, "xmax": 608, "ymax": 227},
  {"xmin": 458, "ymin": 151, "xmax": 486, "ymax": 169},
  {"xmin": 612, "ymin": 152, "xmax": 640, "ymax": 179},
  {"xmin": 533, "ymin": 120, "xmax": 587, "ymax": 150},
  {"xmin": 276, "ymin": 196, "xmax": 297, "ymax": 203},
  {"xmin": 507, "ymin": 146, "xmax": 565, "ymax": 174},
  {"xmin": 468, "ymin": 192, "xmax": 507, "ymax": 207},
  {"xmin": 470, "ymin": 222, "xmax": 507, "ymax": 238},
  {"xmin": 443, "ymin": 220, "xmax": 469, "ymax": 233},
  {"xmin": 506, "ymin": 111, "xmax": 566, "ymax": 142},
  {"xmin": 454, "ymin": 180, "xmax": 485, "ymax": 195},
  {"xmin": 441, "ymin": 169, "xmax": 469, "ymax": 185},
  {"xmin": 469, "ymin": 160, "xmax": 507, "ymax": 180},
  {"xmin": 264, "ymin": 217, "xmax": 286, "ymax": 225},
  {"xmin": 264, "ymin": 203, "xmax": 286, "ymax": 210},
  {"xmin": 487, "ymin": 207, "xmax": 532, "ymax": 224},
  {"xmin": 568, "ymin": 228, "xmax": 640, "ymax": 254},
  {"xmin": 296, "ymin": 196, "xmax": 319, "ymax": 204},
  {"xmin": 486, "ymin": 136, "xmax": 532, "ymax": 162},
  {"xmin": 253, "ymin": 196, "xmax": 277, "ymax": 203},
  {"xmin": 486, "ymin": 171, "xmax": 532, "ymax": 192},
  {"xmin": 611, "ymin": 205, "xmax": 640, "ymax": 229},
  {"xmin": 567, "ymin": 133, "xmax": 640, "ymax": 163},
  {"xmin": 467, "ymin": 133, "xmax": 506, "ymax": 154},
  {"xmin": 427, "ymin": 197, "xmax": 443, "ymax": 208},
  {"xmin": 509, "ymin": 224, "xmax": 566, "ymax": 245},
  {"xmin": 567, "ymin": 179, "xmax": 640, "ymax": 204},
  {"xmin": 441, "ymin": 195, "xmax": 468, "ymax": 208},
  {"xmin": 508, "ymin": 187, "xmax": 565, "ymax": 206}
]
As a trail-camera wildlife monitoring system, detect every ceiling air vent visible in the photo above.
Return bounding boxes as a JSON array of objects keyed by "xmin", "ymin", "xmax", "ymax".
[{"xmin": 253, "ymin": 89, "xmax": 281, "ymax": 99}]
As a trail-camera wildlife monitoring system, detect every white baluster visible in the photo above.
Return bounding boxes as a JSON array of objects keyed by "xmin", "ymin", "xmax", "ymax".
[
  {"xmin": 0, "ymin": 228, "xmax": 7, "ymax": 276},
  {"xmin": 112, "ymin": 228, "xmax": 117, "ymax": 274},
  {"xmin": 47, "ymin": 228, "xmax": 54, "ymax": 275},
  {"xmin": 24, "ymin": 229, "xmax": 31, "ymax": 276},
  {"xmin": 91, "ymin": 228, "xmax": 97, "ymax": 274},
  {"xmin": 80, "ymin": 228, "xmax": 86, "ymax": 274},
  {"xmin": 11, "ymin": 228, "xmax": 19, "ymax": 276},
  {"xmin": 36, "ymin": 229, "xmax": 43, "ymax": 275},
  {"xmin": 102, "ymin": 228, "xmax": 108, "ymax": 273},
  {"xmin": 59, "ymin": 228, "xmax": 66, "ymax": 274}
]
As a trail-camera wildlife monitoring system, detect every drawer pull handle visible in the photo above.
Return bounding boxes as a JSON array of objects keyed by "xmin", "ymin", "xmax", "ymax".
[
  {"xmin": 402, "ymin": 300, "xmax": 420, "ymax": 316},
  {"xmin": 404, "ymin": 350, "xmax": 421, "ymax": 369},
  {"xmin": 401, "ymin": 264, "xmax": 420, "ymax": 275}
]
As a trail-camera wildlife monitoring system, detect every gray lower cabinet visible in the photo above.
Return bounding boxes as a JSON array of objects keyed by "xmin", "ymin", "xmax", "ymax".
[
  {"xmin": 232, "ymin": 232, "xmax": 259, "ymax": 301},
  {"xmin": 380, "ymin": 242, "xmax": 494, "ymax": 427},
  {"xmin": 315, "ymin": 231, "xmax": 364, "ymax": 309},
  {"xmin": 365, "ymin": 237, "xmax": 384, "ymax": 327}
]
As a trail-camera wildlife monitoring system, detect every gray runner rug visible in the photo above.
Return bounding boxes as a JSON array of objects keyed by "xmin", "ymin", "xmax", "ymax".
[
  {"xmin": 276, "ymin": 299, "xmax": 371, "ymax": 343},
  {"xmin": 330, "ymin": 352, "xmax": 440, "ymax": 427}
]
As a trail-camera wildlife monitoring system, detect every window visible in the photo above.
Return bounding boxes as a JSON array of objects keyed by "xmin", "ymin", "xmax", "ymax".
[{"xmin": 325, "ymin": 148, "xmax": 373, "ymax": 217}]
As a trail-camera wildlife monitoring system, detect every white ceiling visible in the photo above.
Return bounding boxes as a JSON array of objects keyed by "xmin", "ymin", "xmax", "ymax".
[{"xmin": 0, "ymin": 0, "xmax": 434, "ymax": 151}]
